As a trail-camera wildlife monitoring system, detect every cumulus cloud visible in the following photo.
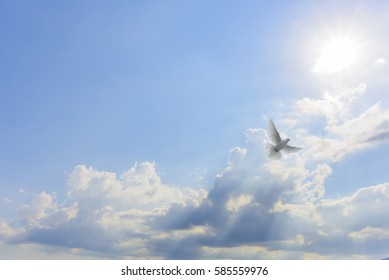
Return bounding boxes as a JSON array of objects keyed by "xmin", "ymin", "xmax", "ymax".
[
  {"xmin": 18, "ymin": 192, "xmax": 78, "ymax": 229},
  {"xmin": 2, "ymin": 111, "xmax": 389, "ymax": 259},
  {"xmin": 1, "ymin": 162, "xmax": 207, "ymax": 258},
  {"xmin": 154, "ymin": 163, "xmax": 389, "ymax": 259},
  {"xmin": 0, "ymin": 220, "xmax": 19, "ymax": 240},
  {"xmin": 66, "ymin": 163, "xmax": 204, "ymax": 212},
  {"xmin": 146, "ymin": 78, "xmax": 389, "ymax": 259},
  {"xmin": 1, "ymin": 132, "xmax": 388, "ymax": 259},
  {"xmin": 2, "ymin": 72, "xmax": 389, "ymax": 259}
]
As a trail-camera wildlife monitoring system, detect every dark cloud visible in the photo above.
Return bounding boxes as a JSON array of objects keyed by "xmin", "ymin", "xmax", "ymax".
[
  {"xmin": 149, "ymin": 130, "xmax": 315, "ymax": 259},
  {"xmin": 366, "ymin": 130, "xmax": 389, "ymax": 143}
]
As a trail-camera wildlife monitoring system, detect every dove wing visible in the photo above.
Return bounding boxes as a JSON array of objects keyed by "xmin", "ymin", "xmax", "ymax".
[
  {"xmin": 283, "ymin": 144, "xmax": 302, "ymax": 154},
  {"xmin": 265, "ymin": 143, "xmax": 283, "ymax": 160},
  {"xmin": 267, "ymin": 119, "xmax": 282, "ymax": 144}
]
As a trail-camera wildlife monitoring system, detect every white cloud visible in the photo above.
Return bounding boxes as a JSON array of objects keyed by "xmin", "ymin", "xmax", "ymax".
[
  {"xmin": 67, "ymin": 163, "xmax": 206, "ymax": 212},
  {"xmin": 292, "ymin": 82, "xmax": 389, "ymax": 163},
  {"xmin": 0, "ymin": 220, "xmax": 19, "ymax": 240},
  {"xmin": 294, "ymin": 84, "xmax": 366, "ymax": 125},
  {"xmin": 318, "ymin": 183, "xmax": 389, "ymax": 231},
  {"xmin": 200, "ymin": 245, "xmax": 302, "ymax": 259},
  {"xmin": 1, "ymin": 124, "xmax": 389, "ymax": 259},
  {"xmin": 226, "ymin": 194, "xmax": 253, "ymax": 212},
  {"xmin": 2, "ymin": 198, "xmax": 12, "ymax": 203},
  {"xmin": 4, "ymin": 162, "xmax": 208, "ymax": 258},
  {"xmin": 375, "ymin": 58, "xmax": 386, "ymax": 65},
  {"xmin": 2, "ymin": 67, "xmax": 389, "ymax": 259},
  {"xmin": 149, "ymin": 75, "xmax": 389, "ymax": 259},
  {"xmin": 18, "ymin": 192, "xmax": 78, "ymax": 229},
  {"xmin": 0, "ymin": 242, "xmax": 108, "ymax": 260}
]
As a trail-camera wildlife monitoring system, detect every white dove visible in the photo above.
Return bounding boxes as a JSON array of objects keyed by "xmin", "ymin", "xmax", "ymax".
[{"xmin": 265, "ymin": 119, "xmax": 302, "ymax": 160}]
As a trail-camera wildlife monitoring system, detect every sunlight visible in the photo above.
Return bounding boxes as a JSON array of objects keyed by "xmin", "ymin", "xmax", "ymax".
[{"xmin": 313, "ymin": 36, "xmax": 359, "ymax": 74}]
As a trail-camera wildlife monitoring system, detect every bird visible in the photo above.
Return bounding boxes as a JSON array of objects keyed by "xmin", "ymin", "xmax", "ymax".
[{"xmin": 265, "ymin": 118, "xmax": 302, "ymax": 160}]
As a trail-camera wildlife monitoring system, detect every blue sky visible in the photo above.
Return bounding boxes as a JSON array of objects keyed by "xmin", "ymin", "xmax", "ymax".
[{"xmin": 2, "ymin": 0, "xmax": 389, "ymax": 259}]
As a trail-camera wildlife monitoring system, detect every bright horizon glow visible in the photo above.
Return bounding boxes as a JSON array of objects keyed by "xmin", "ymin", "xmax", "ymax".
[{"xmin": 313, "ymin": 36, "xmax": 360, "ymax": 74}]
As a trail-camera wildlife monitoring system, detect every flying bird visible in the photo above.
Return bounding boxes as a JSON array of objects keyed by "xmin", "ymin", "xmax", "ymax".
[{"xmin": 265, "ymin": 119, "xmax": 302, "ymax": 160}]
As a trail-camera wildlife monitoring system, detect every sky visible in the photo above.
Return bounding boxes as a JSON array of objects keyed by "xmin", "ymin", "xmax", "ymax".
[{"xmin": 1, "ymin": 0, "xmax": 389, "ymax": 259}]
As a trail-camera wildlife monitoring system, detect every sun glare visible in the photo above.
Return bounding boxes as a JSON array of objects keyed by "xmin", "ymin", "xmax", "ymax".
[{"xmin": 313, "ymin": 37, "xmax": 359, "ymax": 74}]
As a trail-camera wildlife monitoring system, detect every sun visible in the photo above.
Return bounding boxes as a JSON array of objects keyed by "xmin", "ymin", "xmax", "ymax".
[{"xmin": 313, "ymin": 36, "xmax": 359, "ymax": 74}]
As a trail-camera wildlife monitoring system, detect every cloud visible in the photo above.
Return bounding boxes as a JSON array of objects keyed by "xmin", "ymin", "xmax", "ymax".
[
  {"xmin": 2, "ymin": 72, "xmax": 389, "ymax": 259},
  {"xmin": 1, "ymin": 127, "xmax": 389, "ymax": 259},
  {"xmin": 291, "ymin": 83, "xmax": 389, "ymax": 162},
  {"xmin": 18, "ymin": 192, "xmax": 78, "ymax": 229},
  {"xmin": 226, "ymin": 194, "xmax": 253, "ymax": 212},
  {"xmin": 0, "ymin": 243, "xmax": 108, "ymax": 260},
  {"xmin": 2, "ymin": 198, "xmax": 12, "ymax": 203},
  {"xmin": 294, "ymin": 83, "xmax": 366, "ymax": 125},
  {"xmin": 150, "ymin": 129, "xmax": 322, "ymax": 259},
  {"xmin": 2, "ymin": 109, "xmax": 389, "ymax": 259},
  {"xmin": 66, "ymin": 163, "xmax": 204, "ymax": 211},
  {"xmin": 375, "ymin": 58, "xmax": 386, "ymax": 65},
  {"xmin": 349, "ymin": 227, "xmax": 389, "ymax": 241},
  {"xmin": 318, "ymin": 183, "xmax": 389, "ymax": 231},
  {"xmin": 0, "ymin": 220, "xmax": 19, "ymax": 240},
  {"xmin": 366, "ymin": 131, "xmax": 389, "ymax": 143},
  {"xmin": 146, "ymin": 77, "xmax": 389, "ymax": 259},
  {"xmin": 1, "ymin": 162, "xmax": 207, "ymax": 259}
]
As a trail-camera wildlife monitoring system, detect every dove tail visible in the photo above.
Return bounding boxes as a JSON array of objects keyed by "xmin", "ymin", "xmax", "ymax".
[{"xmin": 265, "ymin": 142, "xmax": 282, "ymax": 160}]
